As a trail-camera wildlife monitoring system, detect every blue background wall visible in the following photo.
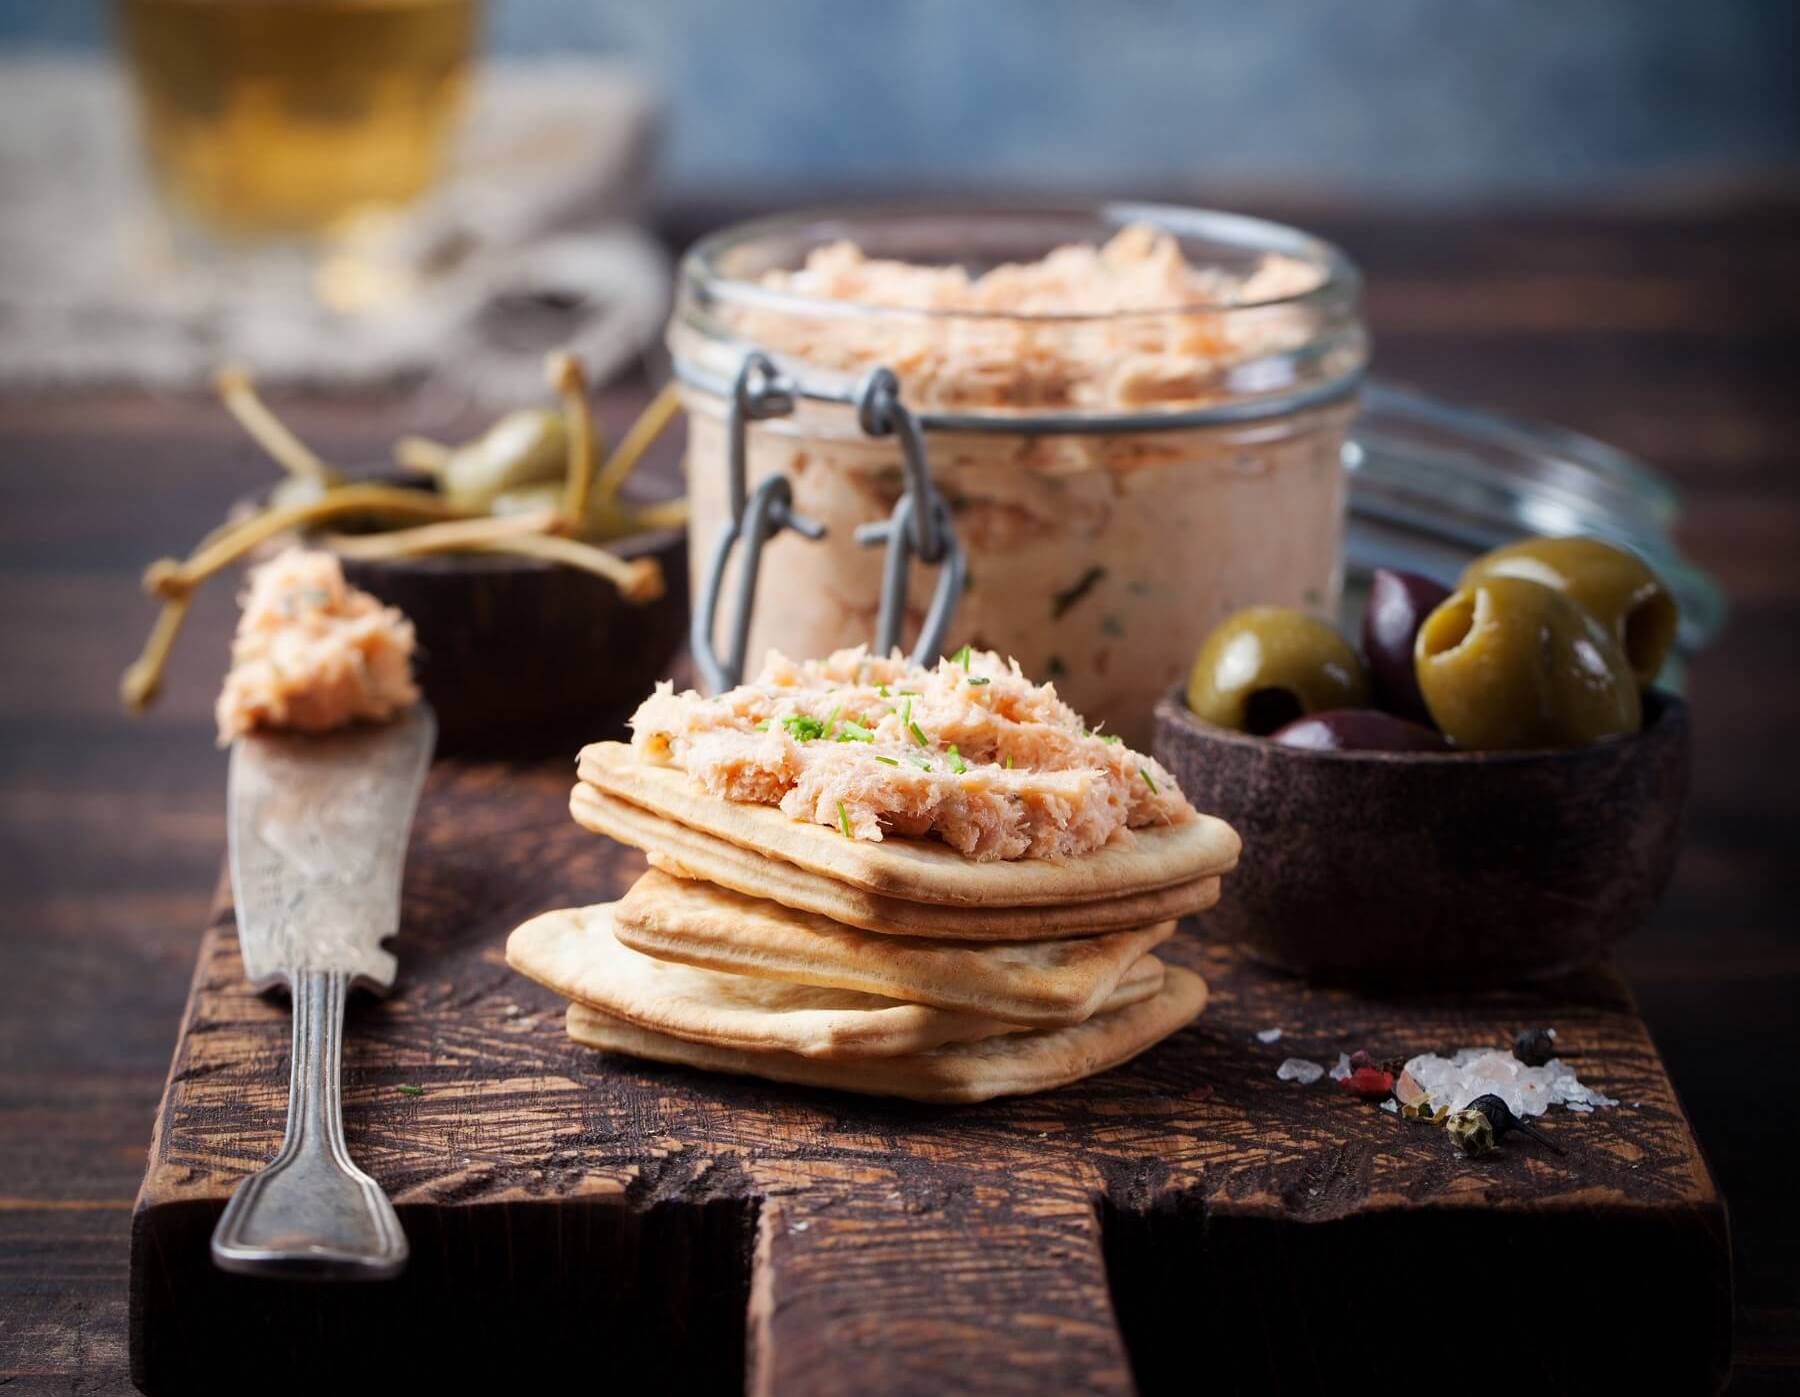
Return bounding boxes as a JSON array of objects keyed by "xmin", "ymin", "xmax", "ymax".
[{"xmin": 5, "ymin": 0, "xmax": 1795, "ymax": 202}]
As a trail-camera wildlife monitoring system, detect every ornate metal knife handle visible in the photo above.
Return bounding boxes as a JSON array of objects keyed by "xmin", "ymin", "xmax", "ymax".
[
  {"xmin": 210, "ymin": 968, "xmax": 407, "ymax": 1280},
  {"xmin": 692, "ymin": 352, "xmax": 965, "ymax": 691}
]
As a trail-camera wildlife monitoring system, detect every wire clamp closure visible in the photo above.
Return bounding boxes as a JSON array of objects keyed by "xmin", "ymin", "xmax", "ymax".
[{"xmin": 691, "ymin": 354, "xmax": 965, "ymax": 692}]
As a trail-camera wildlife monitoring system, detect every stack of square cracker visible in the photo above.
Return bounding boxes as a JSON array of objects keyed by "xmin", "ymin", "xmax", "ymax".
[{"xmin": 506, "ymin": 742, "xmax": 1239, "ymax": 1103}]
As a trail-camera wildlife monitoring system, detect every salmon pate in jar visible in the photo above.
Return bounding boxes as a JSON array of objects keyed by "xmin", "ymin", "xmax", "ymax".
[{"xmin": 669, "ymin": 206, "xmax": 1368, "ymax": 746}]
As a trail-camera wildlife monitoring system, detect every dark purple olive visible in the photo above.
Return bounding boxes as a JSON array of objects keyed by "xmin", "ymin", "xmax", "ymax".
[
  {"xmin": 1362, "ymin": 568, "xmax": 1453, "ymax": 722},
  {"xmin": 1270, "ymin": 708, "xmax": 1452, "ymax": 754}
]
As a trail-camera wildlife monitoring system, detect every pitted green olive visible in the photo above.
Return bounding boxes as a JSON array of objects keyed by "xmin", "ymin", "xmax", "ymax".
[
  {"xmin": 1461, "ymin": 536, "xmax": 1678, "ymax": 687},
  {"xmin": 1415, "ymin": 577, "xmax": 1640, "ymax": 750},
  {"xmin": 1186, "ymin": 607, "xmax": 1370, "ymax": 735}
]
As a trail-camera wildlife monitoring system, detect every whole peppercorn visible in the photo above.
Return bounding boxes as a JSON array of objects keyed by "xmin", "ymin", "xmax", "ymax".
[
  {"xmin": 1512, "ymin": 1027, "xmax": 1559, "ymax": 1067},
  {"xmin": 1466, "ymin": 1093, "xmax": 1565, "ymax": 1154},
  {"xmin": 1446, "ymin": 1109, "xmax": 1496, "ymax": 1158}
]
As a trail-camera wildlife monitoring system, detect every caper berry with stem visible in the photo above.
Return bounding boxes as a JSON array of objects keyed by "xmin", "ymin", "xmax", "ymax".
[{"xmin": 397, "ymin": 408, "xmax": 568, "ymax": 511}]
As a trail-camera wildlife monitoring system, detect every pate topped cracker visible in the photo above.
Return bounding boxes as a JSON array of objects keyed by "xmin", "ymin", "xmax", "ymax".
[{"xmin": 629, "ymin": 647, "xmax": 1190, "ymax": 862}]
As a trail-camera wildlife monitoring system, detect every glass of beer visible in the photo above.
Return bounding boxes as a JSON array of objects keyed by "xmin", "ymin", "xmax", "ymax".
[{"xmin": 116, "ymin": 0, "xmax": 481, "ymax": 242}]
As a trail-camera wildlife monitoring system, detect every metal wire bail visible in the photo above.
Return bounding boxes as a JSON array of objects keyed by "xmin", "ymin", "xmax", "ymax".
[
  {"xmin": 691, "ymin": 350, "xmax": 966, "ymax": 692},
  {"xmin": 853, "ymin": 491, "xmax": 966, "ymax": 665},
  {"xmin": 690, "ymin": 353, "xmax": 820, "ymax": 692},
  {"xmin": 856, "ymin": 367, "xmax": 944, "ymax": 563}
]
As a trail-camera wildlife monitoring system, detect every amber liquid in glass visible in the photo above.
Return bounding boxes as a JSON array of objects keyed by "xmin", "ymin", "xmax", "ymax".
[{"xmin": 118, "ymin": 0, "xmax": 478, "ymax": 239}]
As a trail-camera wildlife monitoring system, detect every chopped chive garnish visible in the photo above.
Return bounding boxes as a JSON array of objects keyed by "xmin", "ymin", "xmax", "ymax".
[
  {"xmin": 876, "ymin": 684, "xmax": 889, "ymax": 698},
  {"xmin": 912, "ymin": 757, "xmax": 933, "ymax": 772},
  {"xmin": 1102, "ymin": 733, "xmax": 1122, "ymax": 745},
  {"xmin": 947, "ymin": 745, "xmax": 967, "ymax": 774},
  {"xmin": 953, "ymin": 644, "xmax": 972, "ymax": 671},
  {"xmin": 837, "ymin": 801, "xmax": 852, "ymax": 838},
  {"xmin": 875, "ymin": 755, "xmax": 899, "ymax": 766},
  {"xmin": 967, "ymin": 676, "xmax": 990, "ymax": 686},
  {"xmin": 822, "ymin": 703, "xmax": 842, "ymax": 739},
  {"xmin": 781, "ymin": 714, "xmax": 826, "ymax": 741},
  {"xmin": 900, "ymin": 697, "xmax": 912, "ymax": 727},
  {"xmin": 1140, "ymin": 768, "xmax": 1158, "ymax": 794},
  {"xmin": 836, "ymin": 720, "xmax": 874, "ymax": 742},
  {"xmin": 895, "ymin": 689, "xmax": 919, "ymax": 697},
  {"xmin": 396, "ymin": 1084, "xmax": 425, "ymax": 1098},
  {"xmin": 909, "ymin": 721, "xmax": 928, "ymax": 747},
  {"xmin": 753, "ymin": 719, "xmax": 770, "ymax": 732}
]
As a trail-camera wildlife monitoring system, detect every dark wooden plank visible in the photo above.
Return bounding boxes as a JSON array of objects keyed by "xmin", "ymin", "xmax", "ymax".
[
  {"xmin": 749, "ymin": 1187, "xmax": 1133, "ymax": 1396},
  {"xmin": 127, "ymin": 757, "xmax": 1729, "ymax": 1394}
]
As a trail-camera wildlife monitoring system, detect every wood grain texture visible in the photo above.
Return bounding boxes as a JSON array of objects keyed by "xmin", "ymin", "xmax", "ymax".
[
  {"xmin": 128, "ymin": 757, "xmax": 1729, "ymax": 1394},
  {"xmin": 3, "ymin": 200, "xmax": 1798, "ymax": 1393}
]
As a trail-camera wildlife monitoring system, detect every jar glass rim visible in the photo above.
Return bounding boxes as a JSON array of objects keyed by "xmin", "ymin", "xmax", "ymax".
[{"xmin": 680, "ymin": 201, "xmax": 1362, "ymax": 326}]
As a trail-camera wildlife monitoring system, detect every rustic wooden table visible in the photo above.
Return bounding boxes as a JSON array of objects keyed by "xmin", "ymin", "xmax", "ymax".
[{"xmin": 1, "ymin": 201, "xmax": 1796, "ymax": 1392}]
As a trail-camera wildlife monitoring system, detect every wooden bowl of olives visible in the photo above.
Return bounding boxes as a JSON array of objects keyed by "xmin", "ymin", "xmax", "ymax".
[{"xmin": 1154, "ymin": 538, "xmax": 1692, "ymax": 984}]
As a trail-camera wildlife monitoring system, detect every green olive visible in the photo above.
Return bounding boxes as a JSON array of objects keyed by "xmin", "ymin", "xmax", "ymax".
[
  {"xmin": 1186, "ymin": 607, "xmax": 1370, "ymax": 735},
  {"xmin": 1415, "ymin": 577, "xmax": 1640, "ymax": 750},
  {"xmin": 1461, "ymin": 536, "xmax": 1678, "ymax": 687}
]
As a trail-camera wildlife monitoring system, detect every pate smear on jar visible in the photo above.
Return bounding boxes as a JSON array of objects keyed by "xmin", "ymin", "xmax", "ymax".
[{"xmin": 670, "ymin": 207, "xmax": 1368, "ymax": 746}]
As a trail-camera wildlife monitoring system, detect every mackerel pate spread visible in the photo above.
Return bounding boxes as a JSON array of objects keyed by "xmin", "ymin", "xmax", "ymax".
[
  {"xmin": 630, "ymin": 647, "xmax": 1192, "ymax": 862},
  {"xmin": 215, "ymin": 547, "xmax": 419, "ymax": 742},
  {"xmin": 673, "ymin": 218, "xmax": 1364, "ymax": 745}
]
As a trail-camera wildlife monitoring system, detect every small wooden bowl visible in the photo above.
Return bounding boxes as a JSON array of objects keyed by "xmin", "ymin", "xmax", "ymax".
[
  {"xmin": 1153, "ymin": 687, "xmax": 1691, "ymax": 985},
  {"xmin": 339, "ymin": 529, "xmax": 687, "ymax": 757}
]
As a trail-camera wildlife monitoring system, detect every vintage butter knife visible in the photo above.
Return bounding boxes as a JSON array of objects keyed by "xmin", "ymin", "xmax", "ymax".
[{"xmin": 211, "ymin": 705, "xmax": 435, "ymax": 1280}]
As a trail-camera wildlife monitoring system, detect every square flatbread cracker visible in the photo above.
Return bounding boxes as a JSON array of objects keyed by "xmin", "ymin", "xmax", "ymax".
[
  {"xmin": 565, "ymin": 964, "xmax": 1208, "ymax": 1104},
  {"xmin": 571, "ymin": 782, "xmax": 1221, "ymax": 939},
  {"xmin": 506, "ymin": 902, "xmax": 1165, "ymax": 1060},
  {"xmin": 576, "ymin": 742, "xmax": 1239, "ymax": 907},
  {"xmin": 613, "ymin": 869, "xmax": 1176, "ymax": 1028}
]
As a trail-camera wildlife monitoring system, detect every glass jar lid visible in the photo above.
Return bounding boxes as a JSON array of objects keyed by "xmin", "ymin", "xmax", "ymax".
[{"xmin": 1346, "ymin": 382, "xmax": 1725, "ymax": 656}]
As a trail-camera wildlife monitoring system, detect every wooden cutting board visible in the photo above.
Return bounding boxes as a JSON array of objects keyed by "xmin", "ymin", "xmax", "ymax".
[{"xmin": 129, "ymin": 758, "xmax": 1731, "ymax": 1395}]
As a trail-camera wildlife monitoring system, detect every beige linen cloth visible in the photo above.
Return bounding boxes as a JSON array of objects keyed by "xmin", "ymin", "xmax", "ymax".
[{"xmin": 0, "ymin": 58, "xmax": 670, "ymax": 404}]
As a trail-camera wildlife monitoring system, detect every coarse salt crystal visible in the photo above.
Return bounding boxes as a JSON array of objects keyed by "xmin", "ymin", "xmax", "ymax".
[
  {"xmin": 1380, "ymin": 1099, "xmax": 1399, "ymax": 1114},
  {"xmin": 1277, "ymin": 1058, "xmax": 1325, "ymax": 1085},
  {"xmin": 1256, "ymin": 1027, "xmax": 1283, "ymax": 1044},
  {"xmin": 1400, "ymin": 1048, "xmax": 1618, "ymax": 1118},
  {"xmin": 1329, "ymin": 1052, "xmax": 1353, "ymax": 1082}
]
